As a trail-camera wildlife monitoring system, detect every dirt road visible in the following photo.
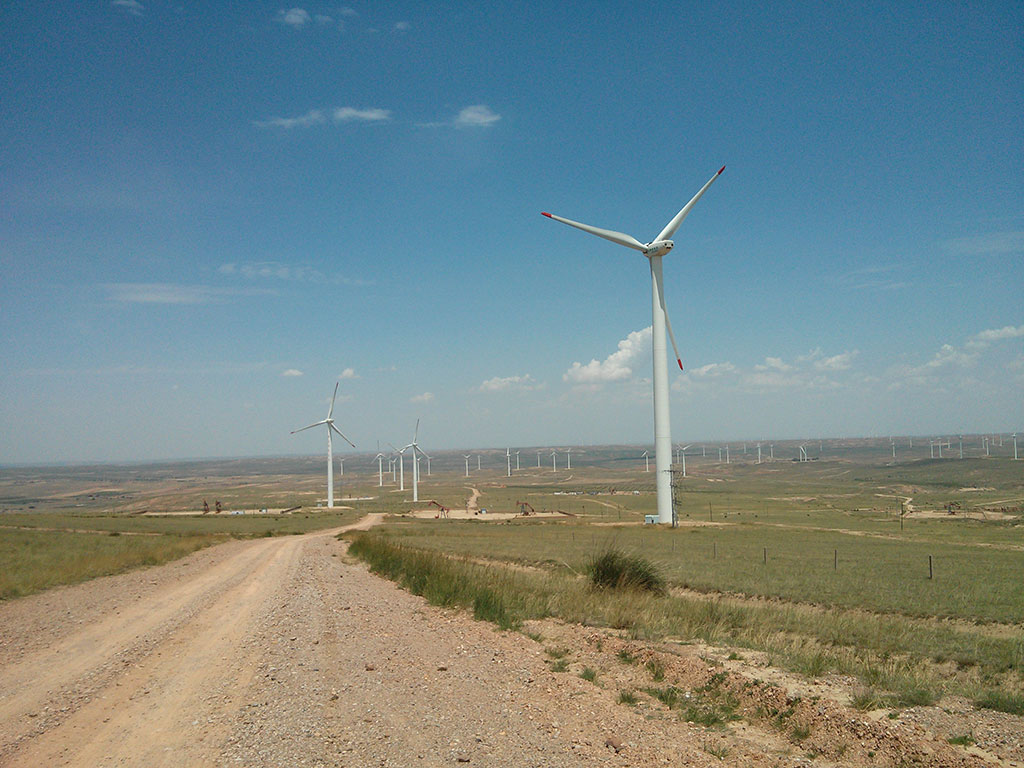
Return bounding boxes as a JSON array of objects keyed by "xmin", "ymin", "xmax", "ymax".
[{"xmin": 0, "ymin": 516, "xmax": 726, "ymax": 767}]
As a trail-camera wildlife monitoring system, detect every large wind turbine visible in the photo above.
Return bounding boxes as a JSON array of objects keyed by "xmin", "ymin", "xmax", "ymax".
[
  {"xmin": 401, "ymin": 420, "xmax": 429, "ymax": 502},
  {"xmin": 542, "ymin": 167, "xmax": 724, "ymax": 524},
  {"xmin": 290, "ymin": 382, "xmax": 355, "ymax": 509}
]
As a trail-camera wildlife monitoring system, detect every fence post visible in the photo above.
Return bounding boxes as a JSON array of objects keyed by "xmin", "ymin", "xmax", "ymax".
[
  {"xmin": 763, "ymin": 547, "xmax": 767, "ymax": 565},
  {"xmin": 929, "ymin": 555, "xmax": 933, "ymax": 580},
  {"xmin": 834, "ymin": 549, "xmax": 837, "ymax": 571}
]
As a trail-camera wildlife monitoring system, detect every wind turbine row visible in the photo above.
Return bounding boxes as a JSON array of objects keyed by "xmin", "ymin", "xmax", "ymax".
[{"xmin": 543, "ymin": 167, "xmax": 725, "ymax": 523}]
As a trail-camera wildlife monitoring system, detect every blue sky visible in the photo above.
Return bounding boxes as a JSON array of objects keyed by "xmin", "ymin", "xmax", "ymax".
[{"xmin": 1, "ymin": 1, "xmax": 1021, "ymax": 464}]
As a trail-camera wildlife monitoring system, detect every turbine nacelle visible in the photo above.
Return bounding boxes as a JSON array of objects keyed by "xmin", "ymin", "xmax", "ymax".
[{"xmin": 643, "ymin": 240, "xmax": 673, "ymax": 258}]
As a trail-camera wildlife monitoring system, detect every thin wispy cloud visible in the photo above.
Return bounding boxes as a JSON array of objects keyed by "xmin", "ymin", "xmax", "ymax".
[
  {"xmin": 941, "ymin": 231, "xmax": 1024, "ymax": 257},
  {"xmin": 394, "ymin": 21, "xmax": 410, "ymax": 31},
  {"xmin": 112, "ymin": 0, "xmax": 144, "ymax": 16},
  {"xmin": 253, "ymin": 109, "xmax": 326, "ymax": 129},
  {"xmin": 479, "ymin": 374, "xmax": 540, "ymax": 392},
  {"xmin": 333, "ymin": 107, "xmax": 391, "ymax": 123},
  {"xmin": 104, "ymin": 283, "xmax": 273, "ymax": 305},
  {"xmin": 410, "ymin": 392, "xmax": 434, "ymax": 403},
  {"xmin": 219, "ymin": 262, "xmax": 323, "ymax": 281},
  {"xmin": 564, "ymin": 327, "xmax": 651, "ymax": 384},
  {"xmin": 281, "ymin": 368, "xmax": 304, "ymax": 377}
]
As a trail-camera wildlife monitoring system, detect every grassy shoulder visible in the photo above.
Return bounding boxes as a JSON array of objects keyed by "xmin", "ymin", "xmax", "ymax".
[
  {"xmin": 0, "ymin": 509, "xmax": 362, "ymax": 600},
  {"xmin": 345, "ymin": 529, "xmax": 1024, "ymax": 716}
]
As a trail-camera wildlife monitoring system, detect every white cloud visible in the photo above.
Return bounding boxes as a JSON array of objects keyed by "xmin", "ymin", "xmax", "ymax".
[
  {"xmin": 333, "ymin": 107, "xmax": 391, "ymax": 123},
  {"xmin": 410, "ymin": 392, "xmax": 434, "ymax": 403},
  {"xmin": 690, "ymin": 362, "xmax": 737, "ymax": 378},
  {"xmin": 394, "ymin": 21, "xmax": 410, "ymax": 31},
  {"xmin": 277, "ymin": 8, "xmax": 311, "ymax": 28},
  {"xmin": 479, "ymin": 374, "xmax": 539, "ymax": 392},
  {"xmin": 219, "ymin": 261, "xmax": 323, "ymax": 281},
  {"xmin": 253, "ymin": 109, "xmax": 326, "ymax": 129},
  {"xmin": 454, "ymin": 105, "xmax": 501, "ymax": 127},
  {"xmin": 338, "ymin": 6, "xmax": 358, "ymax": 16},
  {"xmin": 314, "ymin": 14, "xmax": 333, "ymax": 25},
  {"xmin": 564, "ymin": 327, "xmax": 651, "ymax": 384},
  {"xmin": 104, "ymin": 283, "xmax": 272, "ymax": 305},
  {"xmin": 972, "ymin": 325, "xmax": 1024, "ymax": 343},
  {"xmin": 924, "ymin": 344, "xmax": 977, "ymax": 370},
  {"xmin": 339, "ymin": 368, "xmax": 357, "ymax": 380},
  {"xmin": 112, "ymin": 0, "xmax": 144, "ymax": 15},
  {"xmin": 281, "ymin": 369, "xmax": 303, "ymax": 377},
  {"xmin": 755, "ymin": 356, "xmax": 792, "ymax": 372},
  {"xmin": 814, "ymin": 351, "xmax": 858, "ymax": 371}
]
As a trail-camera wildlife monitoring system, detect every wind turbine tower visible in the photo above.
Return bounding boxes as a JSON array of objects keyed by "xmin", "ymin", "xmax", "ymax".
[
  {"xmin": 290, "ymin": 382, "xmax": 355, "ymax": 509},
  {"xmin": 551, "ymin": 450, "xmax": 557, "ymax": 471},
  {"xmin": 374, "ymin": 452, "xmax": 385, "ymax": 487},
  {"xmin": 463, "ymin": 454, "xmax": 471, "ymax": 477},
  {"xmin": 542, "ymin": 166, "xmax": 725, "ymax": 524},
  {"xmin": 566, "ymin": 447, "xmax": 572, "ymax": 470},
  {"xmin": 642, "ymin": 450, "xmax": 650, "ymax": 472},
  {"xmin": 506, "ymin": 448, "xmax": 512, "ymax": 478},
  {"xmin": 680, "ymin": 444, "xmax": 692, "ymax": 477},
  {"xmin": 515, "ymin": 450, "xmax": 521, "ymax": 471}
]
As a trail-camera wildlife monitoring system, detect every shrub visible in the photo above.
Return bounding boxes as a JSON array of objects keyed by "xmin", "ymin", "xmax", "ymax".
[{"xmin": 587, "ymin": 547, "xmax": 665, "ymax": 594}]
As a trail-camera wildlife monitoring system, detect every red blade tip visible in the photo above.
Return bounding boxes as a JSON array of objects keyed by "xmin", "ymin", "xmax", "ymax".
[
  {"xmin": 541, "ymin": 211, "xmax": 552, "ymax": 218},
  {"xmin": 677, "ymin": 359, "xmax": 684, "ymax": 371},
  {"xmin": 717, "ymin": 166, "xmax": 726, "ymax": 175}
]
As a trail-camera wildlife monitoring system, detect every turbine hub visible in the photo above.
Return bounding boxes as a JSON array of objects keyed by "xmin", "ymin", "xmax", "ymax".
[{"xmin": 644, "ymin": 239, "xmax": 673, "ymax": 257}]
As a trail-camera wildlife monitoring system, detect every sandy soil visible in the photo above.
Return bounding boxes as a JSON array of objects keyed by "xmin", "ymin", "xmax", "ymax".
[{"xmin": 0, "ymin": 514, "xmax": 1013, "ymax": 767}]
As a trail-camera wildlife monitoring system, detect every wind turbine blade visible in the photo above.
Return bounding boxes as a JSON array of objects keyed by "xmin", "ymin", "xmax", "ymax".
[
  {"xmin": 654, "ymin": 267, "xmax": 685, "ymax": 371},
  {"xmin": 655, "ymin": 166, "xmax": 725, "ymax": 242},
  {"xmin": 541, "ymin": 212, "xmax": 646, "ymax": 251},
  {"xmin": 414, "ymin": 418, "xmax": 419, "ymax": 444},
  {"xmin": 330, "ymin": 422, "xmax": 356, "ymax": 448},
  {"xmin": 328, "ymin": 381, "xmax": 339, "ymax": 419},
  {"xmin": 291, "ymin": 420, "xmax": 327, "ymax": 434}
]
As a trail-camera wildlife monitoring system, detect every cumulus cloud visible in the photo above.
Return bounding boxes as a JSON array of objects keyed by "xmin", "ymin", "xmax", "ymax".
[
  {"xmin": 277, "ymin": 8, "xmax": 311, "ymax": 28},
  {"xmin": 564, "ymin": 327, "xmax": 651, "ymax": 384},
  {"xmin": 253, "ymin": 109, "xmax": 326, "ymax": 129},
  {"xmin": 112, "ymin": 0, "xmax": 144, "ymax": 15},
  {"xmin": 972, "ymin": 325, "xmax": 1024, "ymax": 343},
  {"xmin": 104, "ymin": 283, "xmax": 272, "ymax": 305},
  {"xmin": 333, "ymin": 106, "xmax": 391, "ymax": 123},
  {"xmin": 479, "ymin": 374, "xmax": 539, "ymax": 392},
  {"xmin": 338, "ymin": 368, "xmax": 357, "ymax": 380},
  {"xmin": 814, "ymin": 351, "xmax": 858, "ymax": 371},
  {"xmin": 281, "ymin": 369, "xmax": 303, "ymax": 377},
  {"xmin": 689, "ymin": 362, "xmax": 737, "ymax": 378},
  {"xmin": 454, "ymin": 105, "xmax": 501, "ymax": 127},
  {"xmin": 755, "ymin": 356, "xmax": 792, "ymax": 372},
  {"xmin": 410, "ymin": 392, "xmax": 434, "ymax": 403}
]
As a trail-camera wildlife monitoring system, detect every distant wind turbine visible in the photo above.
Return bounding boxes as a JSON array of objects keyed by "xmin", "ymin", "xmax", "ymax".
[
  {"xmin": 566, "ymin": 447, "xmax": 572, "ymax": 470},
  {"xmin": 373, "ymin": 451, "xmax": 385, "ymax": 487},
  {"xmin": 551, "ymin": 450, "xmax": 557, "ymax": 472},
  {"xmin": 641, "ymin": 449, "xmax": 650, "ymax": 472},
  {"xmin": 463, "ymin": 454, "xmax": 471, "ymax": 477},
  {"xmin": 506, "ymin": 448, "xmax": 512, "ymax": 477},
  {"xmin": 542, "ymin": 166, "xmax": 725, "ymax": 524},
  {"xmin": 290, "ymin": 382, "xmax": 355, "ymax": 509},
  {"xmin": 515, "ymin": 450, "xmax": 521, "ymax": 471},
  {"xmin": 400, "ymin": 420, "xmax": 429, "ymax": 502},
  {"xmin": 679, "ymin": 444, "xmax": 692, "ymax": 477}
]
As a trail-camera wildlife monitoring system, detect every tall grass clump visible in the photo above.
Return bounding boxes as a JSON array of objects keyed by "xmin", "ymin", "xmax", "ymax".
[{"xmin": 587, "ymin": 547, "xmax": 665, "ymax": 594}]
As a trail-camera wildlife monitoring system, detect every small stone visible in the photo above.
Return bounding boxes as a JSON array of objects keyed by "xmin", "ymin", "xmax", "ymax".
[{"xmin": 605, "ymin": 736, "xmax": 624, "ymax": 753}]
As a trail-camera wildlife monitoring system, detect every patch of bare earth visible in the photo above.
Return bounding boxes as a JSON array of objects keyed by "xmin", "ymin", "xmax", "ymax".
[{"xmin": 527, "ymin": 619, "xmax": 1020, "ymax": 767}]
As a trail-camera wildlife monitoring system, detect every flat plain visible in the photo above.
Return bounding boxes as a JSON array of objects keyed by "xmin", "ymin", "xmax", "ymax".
[{"xmin": 1, "ymin": 437, "xmax": 1021, "ymax": 766}]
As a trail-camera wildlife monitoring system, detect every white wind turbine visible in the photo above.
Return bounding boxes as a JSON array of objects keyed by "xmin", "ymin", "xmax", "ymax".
[
  {"xmin": 566, "ymin": 447, "xmax": 573, "ymax": 470},
  {"xmin": 543, "ymin": 167, "xmax": 724, "ymax": 524},
  {"xmin": 515, "ymin": 450, "xmax": 521, "ymax": 471},
  {"xmin": 506, "ymin": 447, "xmax": 512, "ymax": 477},
  {"xmin": 290, "ymin": 382, "xmax": 355, "ymax": 509},
  {"xmin": 400, "ymin": 420, "xmax": 429, "ymax": 503},
  {"xmin": 679, "ymin": 444, "xmax": 692, "ymax": 477},
  {"xmin": 550, "ymin": 449, "xmax": 557, "ymax": 471},
  {"xmin": 389, "ymin": 443, "xmax": 407, "ymax": 490},
  {"xmin": 641, "ymin": 450, "xmax": 650, "ymax": 472},
  {"xmin": 373, "ymin": 451, "xmax": 385, "ymax": 487},
  {"xmin": 463, "ymin": 454, "xmax": 471, "ymax": 477}
]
